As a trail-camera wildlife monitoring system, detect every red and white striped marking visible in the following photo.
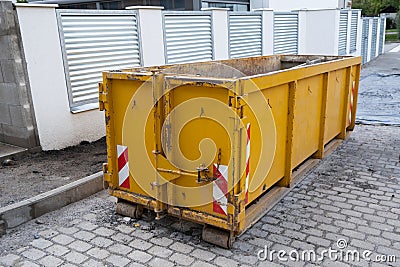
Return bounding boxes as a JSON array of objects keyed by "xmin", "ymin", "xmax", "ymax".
[
  {"xmin": 348, "ymin": 81, "xmax": 355, "ymax": 125},
  {"xmin": 117, "ymin": 145, "xmax": 130, "ymax": 189},
  {"xmin": 245, "ymin": 123, "xmax": 251, "ymax": 204},
  {"xmin": 212, "ymin": 164, "xmax": 229, "ymax": 215}
]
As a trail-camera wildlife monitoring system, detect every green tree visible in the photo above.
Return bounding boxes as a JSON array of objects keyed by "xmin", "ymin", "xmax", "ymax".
[{"xmin": 352, "ymin": 0, "xmax": 400, "ymax": 16}]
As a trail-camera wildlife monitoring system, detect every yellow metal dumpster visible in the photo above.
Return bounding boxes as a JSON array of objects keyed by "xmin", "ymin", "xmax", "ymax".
[{"xmin": 99, "ymin": 55, "xmax": 361, "ymax": 248}]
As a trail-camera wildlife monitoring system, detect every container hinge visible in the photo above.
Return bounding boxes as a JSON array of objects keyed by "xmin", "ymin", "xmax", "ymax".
[
  {"xmin": 102, "ymin": 163, "xmax": 111, "ymax": 189},
  {"xmin": 99, "ymin": 83, "xmax": 107, "ymax": 111}
]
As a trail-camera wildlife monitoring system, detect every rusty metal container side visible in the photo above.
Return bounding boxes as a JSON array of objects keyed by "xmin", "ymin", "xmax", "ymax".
[{"xmin": 100, "ymin": 55, "xmax": 361, "ymax": 247}]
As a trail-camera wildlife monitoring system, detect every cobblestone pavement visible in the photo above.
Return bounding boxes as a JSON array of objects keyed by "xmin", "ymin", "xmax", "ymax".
[{"xmin": 1, "ymin": 124, "xmax": 399, "ymax": 267}]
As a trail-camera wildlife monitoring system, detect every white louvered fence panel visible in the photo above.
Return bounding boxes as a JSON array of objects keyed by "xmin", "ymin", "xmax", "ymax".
[
  {"xmin": 379, "ymin": 18, "xmax": 385, "ymax": 55},
  {"xmin": 350, "ymin": 10, "xmax": 359, "ymax": 53},
  {"xmin": 164, "ymin": 14, "xmax": 213, "ymax": 64},
  {"xmin": 338, "ymin": 10, "xmax": 348, "ymax": 56},
  {"xmin": 273, "ymin": 12, "xmax": 299, "ymax": 54},
  {"xmin": 58, "ymin": 11, "xmax": 141, "ymax": 110},
  {"xmin": 370, "ymin": 18, "xmax": 378, "ymax": 59},
  {"xmin": 229, "ymin": 14, "xmax": 262, "ymax": 58},
  {"xmin": 361, "ymin": 18, "xmax": 369, "ymax": 65}
]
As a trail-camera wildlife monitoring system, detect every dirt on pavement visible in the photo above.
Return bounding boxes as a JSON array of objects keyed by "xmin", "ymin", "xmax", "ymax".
[{"xmin": 0, "ymin": 138, "xmax": 107, "ymax": 208}]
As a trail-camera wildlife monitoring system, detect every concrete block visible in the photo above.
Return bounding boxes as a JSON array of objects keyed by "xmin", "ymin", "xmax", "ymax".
[
  {"xmin": 0, "ymin": 83, "xmax": 19, "ymax": 105},
  {"xmin": 0, "ymin": 220, "xmax": 5, "ymax": 236},
  {"xmin": 0, "ymin": 2, "xmax": 15, "ymax": 35},
  {"xmin": 0, "ymin": 62, "xmax": 3, "ymax": 82},
  {"xmin": 9, "ymin": 105, "xmax": 25, "ymax": 127},
  {"xmin": 0, "ymin": 200, "xmax": 33, "ymax": 228},
  {"xmin": 0, "ymin": 172, "xmax": 103, "ymax": 233},
  {"xmin": 0, "ymin": 59, "xmax": 16, "ymax": 83},
  {"xmin": 2, "ymin": 124, "xmax": 33, "ymax": 148},
  {"xmin": 0, "ymin": 36, "xmax": 12, "ymax": 60},
  {"xmin": 0, "ymin": 103, "xmax": 11, "ymax": 124}
]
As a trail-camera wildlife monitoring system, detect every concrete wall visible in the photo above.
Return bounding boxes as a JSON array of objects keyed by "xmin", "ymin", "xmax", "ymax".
[
  {"xmin": 15, "ymin": 4, "xmax": 105, "ymax": 150},
  {"xmin": 0, "ymin": 1, "xmax": 39, "ymax": 149}
]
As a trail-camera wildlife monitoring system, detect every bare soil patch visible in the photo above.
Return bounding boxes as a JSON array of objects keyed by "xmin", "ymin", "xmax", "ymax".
[{"xmin": 0, "ymin": 138, "xmax": 106, "ymax": 207}]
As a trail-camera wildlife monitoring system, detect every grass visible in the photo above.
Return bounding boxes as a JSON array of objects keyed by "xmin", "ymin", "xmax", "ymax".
[
  {"xmin": 385, "ymin": 33, "xmax": 400, "ymax": 42},
  {"xmin": 386, "ymin": 29, "xmax": 398, "ymax": 33}
]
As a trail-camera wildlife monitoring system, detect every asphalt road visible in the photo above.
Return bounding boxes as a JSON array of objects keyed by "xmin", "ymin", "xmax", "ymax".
[{"xmin": 356, "ymin": 43, "xmax": 400, "ymax": 126}]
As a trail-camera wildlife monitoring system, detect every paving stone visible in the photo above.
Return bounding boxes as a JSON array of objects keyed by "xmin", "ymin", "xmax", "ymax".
[
  {"xmin": 46, "ymin": 244, "xmax": 70, "ymax": 257},
  {"xmin": 148, "ymin": 245, "xmax": 173, "ymax": 258},
  {"xmin": 58, "ymin": 227, "xmax": 79, "ymax": 235},
  {"xmin": 86, "ymin": 247, "xmax": 110, "ymax": 260},
  {"xmin": 82, "ymin": 259, "xmax": 106, "ymax": 267},
  {"xmin": 350, "ymin": 239, "xmax": 375, "ymax": 251},
  {"xmin": 52, "ymin": 234, "xmax": 75, "ymax": 245},
  {"xmin": 77, "ymin": 222, "xmax": 98, "ymax": 231},
  {"xmin": 108, "ymin": 243, "xmax": 133, "ymax": 255},
  {"xmin": 382, "ymin": 231, "xmax": 400, "ymax": 242},
  {"xmin": 366, "ymin": 235, "xmax": 392, "ymax": 247},
  {"xmin": 63, "ymin": 251, "xmax": 88, "ymax": 264},
  {"xmin": 127, "ymin": 250, "xmax": 152, "ymax": 263},
  {"xmin": 232, "ymin": 254, "xmax": 258, "ymax": 265},
  {"xmin": 115, "ymin": 224, "xmax": 135, "ymax": 234},
  {"xmin": 15, "ymin": 260, "xmax": 40, "ymax": 267},
  {"xmin": 342, "ymin": 229, "xmax": 366, "ymax": 240},
  {"xmin": 0, "ymin": 254, "xmax": 21, "ymax": 266},
  {"xmin": 21, "ymin": 248, "xmax": 46, "ymax": 261},
  {"xmin": 169, "ymin": 242, "xmax": 194, "ymax": 253},
  {"xmin": 306, "ymin": 236, "xmax": 331, "ymax": 247},
  {"xmin": 131, "ymin": 229, "xmax": 155, "ymax": 240},
  {"xmin": 129, "ymin": 239, "xmax": 153, "ymax": 250},
  {"xmin": 191, "ymin": 261, "xmax": 215, "ymax": 267},
  {"xmin": 67, "ymin": 240, "xmax": 92, "ymax": 252},
  {"xmin": 90, "ymin": 237, "xmax": 114, "ymax": 248},
  {"xmin": 31, "ymin": 238, "xmax": 53, "ymax": 249},
  {"xmin": 106, "ymin": 255, "xmax": 131, "ymax": 267},
  {"xmin": 111, "ymin": 232, "xmax": 134, "ymax": 243},
  {"xmin": 169, "ymin": 252, "xmax": 195, "ymax": 266},
  {"xmin": 214, "ymin": 256, "xmax": 239, "ymax": 267},
  {"xmin": 148, "ymin": 257, "xmax": 175, "ymax": 267},
  {"xmin": 150, "ymin": 236, "xmax": 174, "ymax": 247},
  {"xmin": 357, "ymin": 225, "xmax": 381, "ymax": 236},
  {"xmin": 39, "ymin": 229, "xmax": 59, "ymax": 239},
  {"xmin": 73, "ymin": 230, "xmax": 96, "ymax": 241},
  {"xmin": 93, "ymin": 227, "xmax": 115, "ymax": 237},
  {"xmin": 191, "ymin": 248, "xmax": 216, "ymax": 261},
  {"xmin": 268, "ymin": 233, "xmax": 292, "ymax": 245},
  {"xmin": 38, "ymin": 255, "xmax": 64, "ymax": 267}
]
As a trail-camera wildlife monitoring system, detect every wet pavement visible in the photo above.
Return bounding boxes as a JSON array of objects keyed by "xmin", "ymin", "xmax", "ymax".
[{"xmin": 357, "ymin": 43, "xmax": 400, "ymax": 126}]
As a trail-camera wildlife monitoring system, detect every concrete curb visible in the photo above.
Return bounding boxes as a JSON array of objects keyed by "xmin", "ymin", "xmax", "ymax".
[{"xmin": 0, "ymin": 171, "xmax": 103, "ymax": 236}]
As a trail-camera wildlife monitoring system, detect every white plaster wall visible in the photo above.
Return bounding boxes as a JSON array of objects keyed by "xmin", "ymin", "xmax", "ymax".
[
  {"xmin": 16, "ymin": 4, "xmax": 105, "ymax": 150},
  {"xmin": 128, "ymin": 6, "xmax": 165, "ymax": 66},
  {"xmin": 298, "ymin": 9, "xmax": 339, "ymax": 55},
  {"xmin": 202, "ymin": 8, "xmax": 229, "ymax": 60},
  {"xmin": 267, "ymin": 0, "xmax": 340, "ymax": 11},
  {"xmin": 257, "ymin": 9, "xmax": 273, "ymax": 55}
]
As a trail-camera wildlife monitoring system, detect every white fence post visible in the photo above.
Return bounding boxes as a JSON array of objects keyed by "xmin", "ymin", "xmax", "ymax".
[
  {"xmin": 294, "ymin": 9, "xmax": 339, "ymax": 56},
  {"xmin": 202, "ymin": 8, "xmax": 229, "ymax": 60},
  {"xmin": 346, "ymin": 9, "xmax": 352, "ymax": 55},
  {"xmin": 297, "ymin": 9, "xmax": 307, "ymax": 54},
  {"xmin": 355, "ymin": 11, "xmax": 362, "ymax": 56},
  {"xmin": 376, "ymin": 18, "xmax": 382, "ymax": 56},
  {"xmin": 367, "ymin": 18, "xmax": 373, "ymax": 62},
  {"xmin": 127, "ymin": 6, "xmax": 165, "ymax": 67},
  {"xmin": 254, "ymin": 8, "xmax": 274, "ymax": 55}
]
